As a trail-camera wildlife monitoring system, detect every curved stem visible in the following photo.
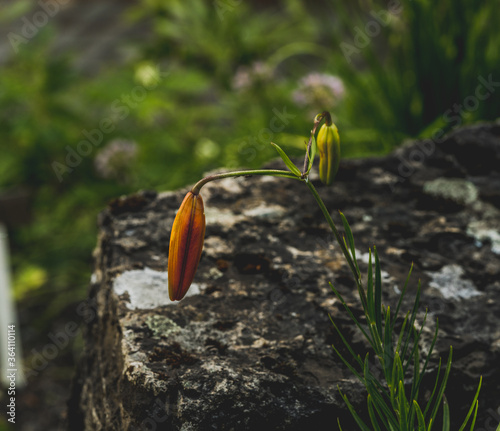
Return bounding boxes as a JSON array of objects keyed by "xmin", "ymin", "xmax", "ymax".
[
  {"xmin": 191, "ymin": 169, "xmax": 300, "ymax": 194},
  {"xmin": 302, "ymin": 111, "xmax": 331, "ymax": 176}
]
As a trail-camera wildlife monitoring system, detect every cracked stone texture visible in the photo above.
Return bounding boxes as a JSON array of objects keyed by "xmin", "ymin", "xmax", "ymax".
[{"xmin": 68, "ymin": 123, "xmax": 500, "ymax": 430}]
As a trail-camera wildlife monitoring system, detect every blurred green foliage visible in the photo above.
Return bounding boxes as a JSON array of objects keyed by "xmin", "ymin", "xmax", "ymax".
[
  {"xmin": 0, "ymin": 0, "xmax": 499, "ymax": 325},
  {"xmin": 324, "ymin": 0, "xmax": 500, "ymax": 145}
]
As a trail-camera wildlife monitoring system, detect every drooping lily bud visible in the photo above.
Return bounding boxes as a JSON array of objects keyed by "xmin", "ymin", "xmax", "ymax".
[
  {"xmin": 317, "ymin": 118, "xmax": 340, "ymax": 186},
  {"xmin": 168, "ymin": 191, "xmax": 206, "ymax": 301}
]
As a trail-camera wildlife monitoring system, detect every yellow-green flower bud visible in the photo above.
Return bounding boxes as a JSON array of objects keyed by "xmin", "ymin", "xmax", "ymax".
[{"xmin": 317, "ymin": 119, "xmax": 340, "ymax": 186}]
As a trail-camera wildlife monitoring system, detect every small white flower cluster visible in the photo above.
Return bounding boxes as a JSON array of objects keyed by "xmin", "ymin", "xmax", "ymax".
[
  {"xmin": 94, "ymin": 139, "xmax": 138, "ymax": 182},
  {"xmin": 232, "ymin": 61, "xmax": 273, "ymax": 92},
  {"xmin": 292, "ymin": 73, "xmax": 345, "ymax": 109}
]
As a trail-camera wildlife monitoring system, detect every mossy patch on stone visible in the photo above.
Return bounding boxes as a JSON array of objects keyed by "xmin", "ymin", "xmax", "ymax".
[
  {"xmin": 145, "ymin": 315, "xmax": 180, "ymax": 338},
  {"xmin": 423, "ymin": 178, "xmax": 478, "ymax": 205}
]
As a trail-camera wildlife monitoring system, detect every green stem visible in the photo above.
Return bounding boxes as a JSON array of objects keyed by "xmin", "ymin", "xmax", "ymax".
[
  {"xmin": 304, "ymin": 179, "xmax": 362, "ymax": 289},
  {"xmin": 302, "ymin": 111, "xmax": 329, "ymax": 176},
  {"xmin": 191, "ymin": 169, "xmax": 300, "ymax": 194}
]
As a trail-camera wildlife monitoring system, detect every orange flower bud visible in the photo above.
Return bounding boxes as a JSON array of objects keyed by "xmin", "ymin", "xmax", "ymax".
[{"xmin": 168, "ymin": 191, "xmax": 206, "ymax": 301}]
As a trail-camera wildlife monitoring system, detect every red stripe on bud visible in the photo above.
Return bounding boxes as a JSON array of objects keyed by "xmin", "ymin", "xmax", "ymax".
[{"xmin": 168, "ymin": 191, "xmax": 206, "ymax": 301}]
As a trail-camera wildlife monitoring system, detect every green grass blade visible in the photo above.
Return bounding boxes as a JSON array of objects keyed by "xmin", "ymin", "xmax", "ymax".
[
  {"xmin": 367, "ymin": 394, "xmax": 382, "ymax": 431},
  {"xmin": 374, "ymin": 246, "xmax": 383, "ymax": 338},
  {"xmin": 391, "ymin": 263, "xmax": 414, "ymax": 333},
  {"xmin": 383, "ymin": 305, "xmax": 394, "ymax": 381},
  {"xmin": 398, "ymin": 380, "xmax": 409, "ymax": 431},
  {"xmin": 414, "ymin": 318, "xmax": 439, "ymax": 399},
  {"xmin": 429, "ymin": 347, "xmax": 453, "ymax": 428},
  {"xmin": 414, "ymin": 400, "xmax": 427, "ymax": 431},
  {"xmin": 468, "ymin": 400, "xmax": 479, "ymax": 431},
  {"xmin": 401, "ymin": 280, "xmax": 422, "ymax": 362},
  {"xmin": 329, "ymin": 283, "xmax": 376, "ymax": 350},
  {"xmin": 423, "ymin": 357, "xmax": 442, "ymax": 419},
  {"xmin": 329, "ymin": 313, "xmax": 364, "ymax": 369},
  {"xmin": 442, "ymin": 395, "xmax": 450, "ymax": 431},
  {"xmin": 367, "ymin": 248, "xmax": 375, "ymax": 321},
  {"xmin": 458, "ymin": 376, "xmax": 482, "ymax": 431},
  {"xmin": 338, "ymin": 387, "xmax": 372, "ymax": 431},
  {"xmin": 339, "ymin": 211, "xmax": 361, "ymax": 277}
]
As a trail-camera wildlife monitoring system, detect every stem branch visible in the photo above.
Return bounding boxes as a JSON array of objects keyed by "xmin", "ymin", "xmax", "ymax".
[{"xmin": 191, "ymin": 169, "xmax": 300, "ymax": 194}]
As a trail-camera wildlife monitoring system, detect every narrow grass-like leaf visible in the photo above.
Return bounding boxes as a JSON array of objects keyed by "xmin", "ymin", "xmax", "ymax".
[
  {"xmin": 414, "ymin": 318, "xmax": 439, "ymax": 400},
  {"xmin": 270, "ymin": 142, "xmax": 302, "ymax": 177},
  {"xmin": 429, "ymin": 347, "xmax": 453, "ymax": 428},
  {"xmin": 383, "ymin": 306, "xmax": 394, "ymax": 381},
  {"xmin": 396, "ymin": 311, "xmax": 410, "ymax": 355},
  {"xmin": 340, "ymin": 211, "xmax": 360, "ymax": 277},
  {"xmin": 401, "ymin": 280, "xmax": 422, "ymax": 363},
  {"xmin": 367, "ymin": 394, "xmax": 382, "ymax": 431},
  {"xmin": 362, "ymin": 355, "xmax": 399, "ymax": 425},
  {"xmin": 391, "ymin": 263, "xmax": 414, "ymax": 333},
  {"xmin": 398, "ymin": 380, "xmax": 409, "ymax": 431},
  {"xmin": 332, "ymin": 342, "xmax": 364, "ymax": 383},
  {"xmin": 409, "ymin": 339, "xmax": 421, "ymax": 426},
  {"xmin": 329, "ymin": 283, "xmax": 375, "ymax": 350},
  {"xmin": 413, "ymin": 400, "xmax": 427, "ymax": 431},
  {"xmin": 457, "ymin": 376, "xmax": 482, "ymax": 431},
  {"xmin": 338, "ymin": 388, "xmax": 372, "ymax": 431},
  {"xmin": 329, "ymin": 313, "xmax": 364, "ymax": 369},
  {"xmin": 442, "ymin": 396, "xmax": 450, "ymax": 431},
  {"xmin": 423, "ymin": 357, "xmax": 442, "ymax": 419},
  {"xmin": 469, "ymin": 400, "xmax": 479, "ymax": 431},
  {"xmin": 374, "ymin": 246, "xmax": 383, "ymax": 337},
  {"xmin": 367, "ymin": 249, "xmax": 374, "ymax": 321}
]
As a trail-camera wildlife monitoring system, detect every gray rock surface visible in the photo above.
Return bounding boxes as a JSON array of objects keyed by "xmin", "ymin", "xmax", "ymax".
[{"xmin": 68, "ymin": 123, "xmax": 500, "ymax": 430}]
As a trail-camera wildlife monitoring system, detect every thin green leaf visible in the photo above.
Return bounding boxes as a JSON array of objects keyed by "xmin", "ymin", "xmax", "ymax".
[
  {"xmin": 367, "ymin": 394, "xmax": 382, "ymax": 431},
  {"xmin": 401, "ymin": 280, "xmax": 422, "ymax": 364},
  {"xmin": 414, "ymin": 318, "xmax": 439, "ymax": 400},
  {"xmin": 374, "ymin": 246, "xmax": 383, "ymax": 338},
  {"xmin": 458, "ymin": 376, "xmax": 482, "ymax": 431},
  {"xmin": 398, "ymin": 380, "xmax": 409, "ymax": 431},
  {"xmin": 383, "ymin": 305, "xmax": 394, "ymax": 381},
  {"xmin": 339, "ymin": 211, "xmax": 361, "ymax": 277},
  {"xmin": 423, "ymin": 357, "xmax": 442, "ymax": 419},
  {"xmin": 391, "ymin": 263, "xmax": 414, "ymax": 333},
  {"xmin": 469, "ymin": 400, "xmax": 479, "ymax": 431},
  {"xmin": 413, "ymin": 400, "xmax": 427, "ymax": 431},
  {"xmin": 442, "ymin": 396, "xmax": 450, "ymax": 431},
  {"xmin": 329, "ymin": 313, "xmax": 364, "ymax": 369},
  {"xmin": 338, "ymin": 388, "xmax": 372, "ymax": 431},
  {"xmin": 367, "ymin": 249, "xmax": 375, "ymax": 321},
  {"xmin": 329, "ymin": 283, "xmax": 376, "ymax": 350},
  {"xmin": 429, "ymin": 347, "xmax": 453, "ymax": 428},
  {"xmin": 270, "ymin": 142, "xmax": 302, "ymax": 177}
]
